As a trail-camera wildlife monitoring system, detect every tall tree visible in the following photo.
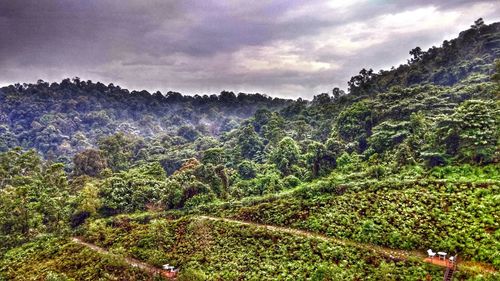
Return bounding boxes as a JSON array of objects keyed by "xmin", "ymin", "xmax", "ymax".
[
  {"xmin": 98, "ymin": 133, "xmax": 143, "ymax": 171},
  {"xmin": 238, "ymin": 125, "xmax": 264, "ymax": 160},
  {"xmin": 270, "ymin": 137, "xmax": 301, "ymax": 176},
  {"xmin": 73, "ymin": 149, "xmax": 108, "ymax": 177},
  {"xmin": 408, "ymin": 47, "xmax": 424, "ymax": 63},
  {"xmin": 491, "ymin": 59, "xmax": 500, "ymax": 87}
]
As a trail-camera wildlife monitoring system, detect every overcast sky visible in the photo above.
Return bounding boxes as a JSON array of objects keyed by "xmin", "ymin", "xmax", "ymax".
[{"xmin": 1, "ymin": 0, "xmax": 499, "ymax": 99}]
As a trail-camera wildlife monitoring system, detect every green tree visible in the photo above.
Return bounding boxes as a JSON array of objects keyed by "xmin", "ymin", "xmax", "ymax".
[
  {"xmin": 0, "ymin": 148, "xmax": 41, "ymax": 189},
  {"xmin": 77, "ymin": 182, "xmax": 101, "ymax": 215},
  {"xmin": 98, "ymin": 133, "xmax": 143, "ymax": 172},
  {"xmin": 270, "ymin": 137, "xmax": 301, "ymax": 176},
  {"xmin": 36, "ymin": 163, "xmax": 70, "ymax": 233},
  {"xmin": 73, "ymin": 149, "xmax": 108, "ymax": 177},
  {"xmin": 100, "ymin": 162, "xmax": 169, "ymax": 214},
  {"xmin": 409, "ymin": 46, "xmax": 424, "ymax": 63},
  {"xmin": 348, "ymin": 68, "xmax": 375, "ymax": 95},
  {"xmin": 237, "ymin": 160, "xmax": 257, "ymax": 179},
  {"xmin": 0, "ymin": 149, "xmax": 70, "ymax": 250},
  {"xmin": 335, "ymin": 101, "xmax": 374, "ymax": 151},
  {"xmin": 177, "ymin": 125, "xmax": 200, "ymax": 142},
  {"xmin": 440, "ymin": 100, "xmax": 499, "ymax": 163},
  {"xmin": 471, "ymin": 18, "xmax": 485, "ymax": 29},
  {"xmin": 306, "ymin": 141, "xmax": 327, "ymax": 178},
  {"xmin": 261, "ymin": 113, "xmax": 285, "ymax": 146},
  {"xmin": 492, "ymin": 59, "xmax": 500, "ymax": 88},
  {"xmin": 202, "ymin": 148, "xmax": 226, "ymax": 165},
  {"xmin": 253, "ymin": 108, "xmax": 272, "ymax": 132},
  {"xmin": 368, "ymin": 121, "xmax": 410, "ymax": 153},
  {"xmin": 238, "ymin": 125, "xmax": 264, "ymax": 160},
  {"xmin": 332, "ymin": 87, "xmax": 346, "ymax": 99}
]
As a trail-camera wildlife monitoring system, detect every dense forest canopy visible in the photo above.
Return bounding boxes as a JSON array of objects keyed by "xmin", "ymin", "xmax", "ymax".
[
  {"xmin": 0, "ymin": 80, "xmax": 293, "ymax": 164},
  {"xmin": 0, "ymin": 20, "xmax": 499, "ymax": 280}
]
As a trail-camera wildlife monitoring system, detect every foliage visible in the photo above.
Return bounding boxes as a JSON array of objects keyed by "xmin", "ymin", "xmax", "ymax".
[
  {"xmin": 195, "ymin": 167, "xmax": 500, "ymax": 268},
  {"xmin": 0, "ymin": 20, "xmax": 499, "ymax": 280},
  {"xmin": 0, "ymin": 149, "xmax": 71, "ymax": 252},
  {"xmin": 0, "ymin": 236, "xmax": 156, "ymax": 280},
  {"xmin": 238, "ymin": 124, "xmax": 264, "ymax": 160},
  {"xmin": 435, "ymin": 100, "xmax": 499, "ymax": 163},
  {"xmin": 270, "ymin": 137, "xmax": 302, "ymax": 176},
  {"xmin": 99, "ymin": 162, "xmax": 171, "ymax": 214},
  {"xmin": 72, "ymin": 148, "xmax": 108, "ymax": 177},
  {"xmin": 80, "ymin": 215, "xmax": 450, "ymax": 280},
  {"xmin": 0, "ymin": 80, "xmax": 291, "ymax": 164}
]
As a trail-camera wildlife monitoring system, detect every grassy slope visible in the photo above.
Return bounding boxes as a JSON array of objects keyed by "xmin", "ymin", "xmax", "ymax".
[
  {"xmin": 79, "ymin": 215, "xmax": 452, "ymax": 280},
  {"xmin": 192, "ymin": 166, "xmax": 500, "ymax": 269},
  {"xmin": 0, "ymin": 236, "xmax": 157, "ymax": 281}
]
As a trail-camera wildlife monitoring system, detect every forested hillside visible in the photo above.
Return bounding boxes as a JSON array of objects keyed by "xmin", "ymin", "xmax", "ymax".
[
  {"xmin": 0, "ymin": 81, "xmax": 292, "ymax": 164},
  {"xmin": 0, "ymin": 21, "xmax": 499, "ymax": 280}
]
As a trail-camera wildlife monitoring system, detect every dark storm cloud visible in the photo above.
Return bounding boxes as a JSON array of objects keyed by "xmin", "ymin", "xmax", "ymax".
[
  {"xmin": 0, "ymin": 0, "xmax": 183, "ymax": 65},
  {"xmin": 1, "ymin": 0, "xmax": 499, "ymax": 99}
]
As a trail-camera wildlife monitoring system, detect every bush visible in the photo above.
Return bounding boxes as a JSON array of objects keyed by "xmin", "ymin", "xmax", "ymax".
[
  {"xmin": 177, "ymin": 267, "xmax": 207, "ymax": 281},
  {"xmin": 283, "ymin": 175, "xmax": 301, "ymax": 189}
]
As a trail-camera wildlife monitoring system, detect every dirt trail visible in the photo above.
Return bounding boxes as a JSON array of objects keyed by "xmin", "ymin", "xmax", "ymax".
[
  {"xmin": 197, "ymin": 215, "xmax": 497, "ymax": 274},
  {"xmin": 72, "ymin": 216, "xmax": 496, "ymax": 276},
  {"xmin": 197, "ymin": 215, "xmax": 421, "ymax": 260},
  {"xmin": 71, "ymin": 237, "xmax": 174, "ymax": 278}
]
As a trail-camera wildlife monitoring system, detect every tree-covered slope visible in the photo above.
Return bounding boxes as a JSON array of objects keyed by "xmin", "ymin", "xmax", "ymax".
[
  {"xmin": 0, "ymin": 79, "xmax": 292, "ymax": 163},
  {"xmin": 347, "ymin": 20, "xmax": 500, "ymax": 95}
]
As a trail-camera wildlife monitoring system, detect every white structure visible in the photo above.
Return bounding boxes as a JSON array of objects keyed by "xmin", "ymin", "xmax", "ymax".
[
  {"xmin": 438, "ymin": 251, "xmax": 447, "ymax": 260},
  {"xmin": 162, "ymin": 264, "xmax": 175, "ymax": 271},
  {"xmin": 427, "ymin": 249, "xmax": 436, "ymax": 259}
]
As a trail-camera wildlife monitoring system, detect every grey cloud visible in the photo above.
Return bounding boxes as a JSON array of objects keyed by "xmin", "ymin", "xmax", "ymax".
[{"xmin": 1, "ymin": 0, "xmax": 499, "ymax": 99}]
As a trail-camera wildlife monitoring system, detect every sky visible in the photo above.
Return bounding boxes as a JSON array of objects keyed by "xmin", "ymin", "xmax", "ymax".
[{"xmin": 1, "ymin": 0, "xmax": 499, "ymax": 99}]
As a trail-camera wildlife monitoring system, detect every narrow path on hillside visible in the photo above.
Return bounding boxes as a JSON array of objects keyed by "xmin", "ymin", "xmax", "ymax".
[
  {"xmin": 197, "ymin": 215, "xmax": 421, "ymax": 260},
  {"xmin": 72, "ymin": 217, "xmax": 496, "ymax": 275},
  {"xmin": 71, "ymin": 237, "xmax": 173, "ymax": 278},
  {"xmin": 197, "ymin": 216, "xmax": 497, "ymax": 274}
]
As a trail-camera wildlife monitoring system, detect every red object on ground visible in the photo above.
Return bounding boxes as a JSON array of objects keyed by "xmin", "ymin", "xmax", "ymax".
[
  {"xmin": 161, "ymin": 270, "xmax": 178, "ymax": 278},
  {"xmin": 424, "ymin": 257, "xmax": 455, "ymax": 268}
]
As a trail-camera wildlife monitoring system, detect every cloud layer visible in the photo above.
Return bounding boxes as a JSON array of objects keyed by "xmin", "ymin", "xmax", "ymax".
[{"xmin": 1, "ymin": 0, "xmax": 499, "ymax": 99}]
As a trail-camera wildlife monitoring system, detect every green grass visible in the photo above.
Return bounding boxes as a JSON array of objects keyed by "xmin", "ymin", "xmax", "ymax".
[
  {"xmin": 190, "ymin": 166, "xmax": 500, "ymax": 269},
  {"xmin": 0, "ymin": 235, "xmax": 159, "ymax": 281},
  {"xmin": 79, "ymin": 215, "xmax": 497, "ymax": 280}
]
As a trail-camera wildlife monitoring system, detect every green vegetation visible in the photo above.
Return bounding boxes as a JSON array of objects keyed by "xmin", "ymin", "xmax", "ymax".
[
  {"xmin": 78, "ymin": 215, "xmax": 452, "ymax": 280},
  {"xmin": 194, "ymin": 165, "xmax": 500, "ymax": 267},
  {"xmin": 0, "ymin": 21, "xmax": 499, "ymax": 280},
  {"xmin": 0, "ymin": 82, "xmax": 291, "ymax": 165},
  {"xmin": 0, "ymin": 236, "xmax": 154, "ymax": 280}
]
